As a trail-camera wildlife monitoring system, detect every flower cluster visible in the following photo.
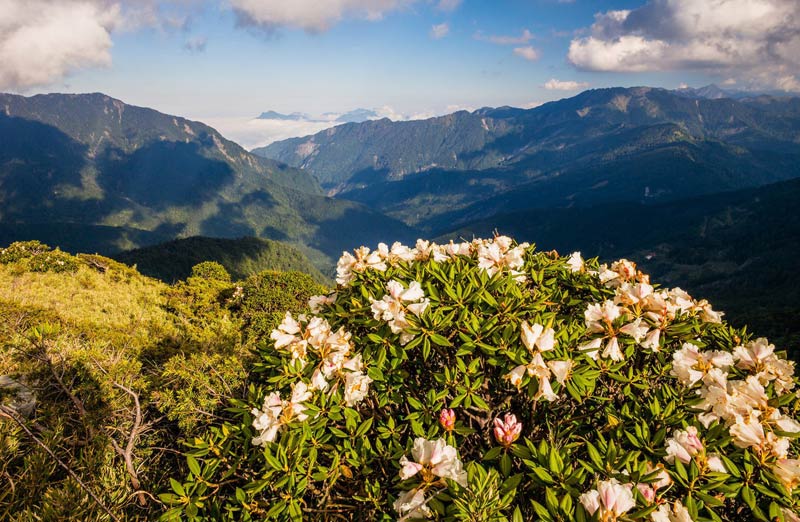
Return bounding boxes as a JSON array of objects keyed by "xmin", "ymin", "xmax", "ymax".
[
  {"xmin": 672, "ymin": 336, "xmax": 800, "ymax": 489},
  {"xmin": 395, "ymin": 437, "xmax": 468, "ymax": 519},
  {"xmin": 252, "ymin": 313, "xmax": 373, "ymax": 445},
  {"xmin": 251, "ymin": 382, "xmax": 311, "ymax": 446},
  {"xmin": 335, "ymin": 236, "xmax": 529, "ymax": 286},
  {"xmin": 504, "ymin": 321, "xmax": 572, "ymax": 401},
  {"xmin": 579, "ymin": 259, "xmax": 723, "ymax": 362},
  {"xmin": 370, "ymin": 280, "xmax": 430, "ymax": 345}
]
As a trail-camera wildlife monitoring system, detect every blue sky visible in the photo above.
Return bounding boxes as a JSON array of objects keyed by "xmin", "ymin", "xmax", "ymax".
[{"xmin": 4, "ymin": 0, "xmax": 799, "ymax": 147}]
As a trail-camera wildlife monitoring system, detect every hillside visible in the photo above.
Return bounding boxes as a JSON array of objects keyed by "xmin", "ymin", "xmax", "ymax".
[
  {"xmin": 256, "ymin": 87, "xmax": 800, "ymax": 230},
  {"xmin": 438, "ymin": 177, "xmax": 800, "ymax": 347},
  {"xmin": 115, "ymin": 236, "xmax": 328, "ymax": 283},
  {"xmin": 0, "ymin": 93, "xmax": 417, "ymax": 267},
  {"xmin": 0, "ymin": 241, "xmax": 325, "ymax": 519}
]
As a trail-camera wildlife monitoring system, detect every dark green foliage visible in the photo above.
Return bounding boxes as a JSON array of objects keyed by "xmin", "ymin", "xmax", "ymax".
[
  {"xmin": 191, "ymin": 261, "xmax": 232, "ymax": 282},
  {"xmin": 116, "ymin": 236, "xmax": 328, "ymax": 284},
  {"xmin": 438, "ymin": 177, "xmax": 800, "ymax": 353},
  {"xmin": 236, "ymin": 270, "xmax": 327, "ymax": 342},
  {"xmin": 164, "ymin": 239, "xmax": 800, "ymax": 521}
]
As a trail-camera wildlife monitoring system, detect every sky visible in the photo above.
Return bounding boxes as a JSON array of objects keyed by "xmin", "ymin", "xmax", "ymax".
[{"xmin": 2, "ymin": 0, "xmax": 799, "ymax": 148}]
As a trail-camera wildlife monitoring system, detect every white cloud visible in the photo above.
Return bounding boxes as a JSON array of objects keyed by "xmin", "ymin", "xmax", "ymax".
[
  {"xmin": 543, "ymin": 78, "xmax": 589, "ymax": 91},
  {"xmin": 0, "ymin": 0, "xmax": 120, "ymax": 91},
  {"xmin": 230, "ymin": 0, "xmax": 417, "ymax": 33},
  {"xmin": 568, "ymin": 0, "xmax": 800, "ymax": 91},
  {"xmin": 522, "ymin": 100, "xmax": 545, "ymax": 109},
  {"xmin": 203, "ymin": 116, "xmax": 338, "ymax": 150},
  {"xmin": 430, "ymin": 22, "xmax": 449, "ymax": 39},
  {"xmin": 474, "ymin": 28, "xmax": 533, "ymax": 45},
  {"xmin": 436, "ymin": 0, "xmax": 461, "ymax": 11},
  {"xmin": 513, "ymin": 45, "xmax": 540, "ymax": 61}
]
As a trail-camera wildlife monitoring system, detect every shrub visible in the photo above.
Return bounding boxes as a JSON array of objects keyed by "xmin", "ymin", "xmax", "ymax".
[
  {"xmin": 191, "ymin": 261, "xmax": 232, "ymax": 282},
  {"xmin": 0, "ymin": 240, "xmax": 51, "ymax": 264},
  {"xmin": 165, "ymin": 237, "xmax": 800, "ymax": 521},
  {"xmin": 235, "ymin": 271, "xmax": 327, "ymax": 342}
]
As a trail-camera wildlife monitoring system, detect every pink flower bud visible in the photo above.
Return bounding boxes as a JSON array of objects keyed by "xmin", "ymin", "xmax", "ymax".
[
  {"xmin": 636, "ymin": 483, "xmax": 656, "ymax": 504},
  {"xmin": 493, "ymin": 413, "xmax": 522, "ymax": 447},
  {"xmin": 439, "ymin": 408, "xmax": 456, "ymax": 432}
]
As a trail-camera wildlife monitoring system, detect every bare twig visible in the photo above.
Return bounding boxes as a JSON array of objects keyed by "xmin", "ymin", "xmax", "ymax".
[
  {"xmin": 0, "ymin": 405, "xmax": 121, "ymax": 522},
  {"xmin": 91, "ymin": 359, "xmax": 148, "ymax": 507}
]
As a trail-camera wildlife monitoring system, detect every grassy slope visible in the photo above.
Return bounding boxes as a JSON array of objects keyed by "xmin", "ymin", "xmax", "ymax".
[{"xmin": 0, "ymin": 243, "xmax": 325, "ymax": 519}]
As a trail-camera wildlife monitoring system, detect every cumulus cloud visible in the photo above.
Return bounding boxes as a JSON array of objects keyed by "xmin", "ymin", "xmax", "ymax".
[
  {"xmin": 474, "ymin": 28, "xmax": 534, "ymax": 45},
  {"xmin": 568, "ymin": 0, "xmax": 800, "ymax": 91},
  {"xmin": 0, "ymin": 0, "xmax": 207, "ymax": 91},
  {"xmin": 230, "ymin": 0, "xmax": 417, "ymax": 33},
  {"xmin": 0, "ymin": 0, "xmax": 120, "ymax": 90},
  {"xmin": 513, "ymin": 46, "xmax": 540, "ymax": 61},
  {"xmin": 543, "ymin": 78, "xmax": 589, "ymax": 91},
  {"xmin": 430, "ymin": 22, "xmax": 449, "ymax": 39}
]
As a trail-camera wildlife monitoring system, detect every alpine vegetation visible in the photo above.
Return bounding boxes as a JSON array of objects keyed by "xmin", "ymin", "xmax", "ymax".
[{"xmin": 165, "ymin": 237, "xmax": 800, "ymax": 521}]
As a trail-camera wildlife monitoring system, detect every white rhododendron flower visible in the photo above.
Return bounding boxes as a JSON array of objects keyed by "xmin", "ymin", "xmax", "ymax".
[
  {"xmin": 371, "ymin": 280, "xmax": 429, "ymax": 345},
  {"xmin": 664, "ymin": 426, "xmax": 704, "ymax": 465},
  {"xmin": 547, "ymin": 359, "xmax": 573, "ymax": 385},
  {"xmin": 637, "ymin": 462, "xmax": 672, "ymax": 503},
  {"xmin": 394, "ymin": 488, "xmax": 432, "ymax": 521},
  {"xmin": 598, "ymin": 259, "xmax": 638, "ymax": 288},
  {"xmin": 566, "ymin": 251, "xmax": 584, "ymax": 272},
  {"xmin": 651, "ymin": 500, "xmax": 693, "ymax": 522},
  {"xmin": 308, "ymin": 292, "xmax": 337, "ymax": 313},
  {"xmin": 735, "ymin": 338, "xmax": 796, "ymax": 394},
  {"xmin": 521, "ymin": 321, "xmax": 556, "ymax": 353},
  {"xmin": 475, "ymin": 236, "xmax": 528, "ymax": 281},
  {"xmin": 343, "ymin": 371, "xmax": 372, "ymax": 406},
  {"xmin": 671, "ymin": 342, "xmax": 734, "ymax": 387},
  {"xmin": 584, "ymin": 300, "xmax": 622, "ymax": 333},
  {"xmin": 251, "ymin": 382, "xmax": 312, "ymax": 446},
  {"xmin": 336, "ymin": 246, "xmax": 387, "ymax": 285},
  {"xmin": 398, "ymin": 437, "xmax": 467, "ymax": 487},
  {"xmin": 579, "ymin": 479, "xmax": 636, "ymax": 518},
  {"xmin": 772, "ymin": 459, "xmax": 800, "ymax": 491}
]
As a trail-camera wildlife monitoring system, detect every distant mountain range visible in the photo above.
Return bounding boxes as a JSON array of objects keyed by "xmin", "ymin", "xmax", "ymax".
[
  {"xmin": 255, "ymin": 108, "xmax": 380, "ymax": 124},
  {"xmin": 255, "ymin": 86, "xmax": 800, "ymax": 231},
  {"xmin": 0, "ymin": 92, "xmax": 416, "ymax": 268}
]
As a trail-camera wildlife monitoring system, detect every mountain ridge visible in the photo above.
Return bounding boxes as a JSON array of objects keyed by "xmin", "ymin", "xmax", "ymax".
[{"xmin": 0, "ymin": 92, "xmax": 419, "ymax": 268}]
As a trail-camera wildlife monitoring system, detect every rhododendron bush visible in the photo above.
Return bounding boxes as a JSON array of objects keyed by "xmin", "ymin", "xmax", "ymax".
[{"xmin": 163, "ymin": 237, "xmax": 800, "ymax": 521}]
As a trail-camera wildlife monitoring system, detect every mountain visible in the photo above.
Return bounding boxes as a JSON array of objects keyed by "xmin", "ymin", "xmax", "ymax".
[
  {"xmin": 0, "ymin": 92, "xmax": 418, "ymax": 267},
  {"xmin": 335, "ymin": 108, "xmax": 379, "ymax": 123},
  {"xmin": 256, "ymin": 110, "xmax": 309, "ymax": 121},
  {"xmin": 672, "ymin": 83, "xmax": 795, "ymax": 100},
  {"xmin": 438, "ymin": 177, "xmax": 800, "ymax": 347},
  {"xmin": 255, "ymin": 86, "xmax": 800, "ymax": 231},
  {"xmin": 114, "ymin": 236, "xmax": 327, "ymax": 283}
]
